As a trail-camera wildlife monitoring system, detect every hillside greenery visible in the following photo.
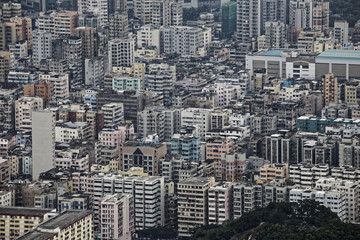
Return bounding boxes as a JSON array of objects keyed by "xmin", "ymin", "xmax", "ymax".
[
  {"xmin": 193, "ymin": 200, "xmax": 360, "ymax": 240},
  {"xmin": 330, "ymin": 0, "xmax": 360, "ymax": 26}
]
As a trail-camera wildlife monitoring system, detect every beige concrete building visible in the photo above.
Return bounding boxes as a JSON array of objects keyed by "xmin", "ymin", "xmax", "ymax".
[
  {"xmin": 39, "ymin": 73, "xmax": 69, "ymax": 100},
  {"xmin": 0, "ymin": 207, "xmax": 55, "ymax": 240},
  {"xmin": 38, "ymin": 11, "xmax": 78, "ymax": 38},
  {"xmin": 15, "ymin": 97, "xmax": 43, "ymax": 131},
  {"xmin": 0, "ymin": 22, "xmax": 16, "ymax": 51},
  {"xmin": 109, "ymin": 12, "xmax": 129, "ymax": 40},
  {"xmin": 1, "ymin": 2, "xmax": 21, "ymax": 22},
  {"xmin": 0, "ymin": 51, "xmax": 10, "ymax": 82},
  {"xmin": 208, "ymin": 182, "xmax": 233, "ymax": 225},
  {"xmin": 322, "ymin": 73, "xmax": 338, "ymax": 106},
  {"xmin": 258, "ymin": 163, "xmax": 289, "ymax": 184},
  {"xmin": 315, "ymin": 178, "xmax": 359, "ymax": 224},
  {"xmin": 10, "ymin": 17, "xmax": 33, "ymax": 49},
  {"xmin": 73, "ymin": 27, "xmax": 97, "ymax": 59},
  {"xmin": 177, "ymin": 177, "xmax": 216, "ymax": 237}
]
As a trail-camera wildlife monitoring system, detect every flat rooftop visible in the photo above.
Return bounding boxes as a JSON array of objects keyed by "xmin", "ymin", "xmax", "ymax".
[
  {"xmin": 316, "ymin": 50, "xmax": 360, "ymax": 61},
  {"xmin": 17, "ymin": 231, "xmax": 54, "ymax": 240},
  {"xmin": 39, "ymin": 210, "xmax": 92, "ymax": 230},
  {"xmin": 0, "ymin": 207, "xmax": 52, "ymax": 217},
  {"xmin": 261, "ymin": 49, "xmax": 284, "ymax": 57}
]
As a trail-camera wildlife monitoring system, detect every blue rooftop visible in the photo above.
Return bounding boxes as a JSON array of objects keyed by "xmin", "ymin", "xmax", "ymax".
[
  {"xmin": 317, "ymin": 50, "xmax": 360, "ymax": 61},
  {"xmin": 261, "ymin": 50, "xmax": 284, "ymax": 57}
]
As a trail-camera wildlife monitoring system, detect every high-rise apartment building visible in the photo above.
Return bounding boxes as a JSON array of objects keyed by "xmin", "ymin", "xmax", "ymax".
[
  {"xmin": 0, "ymin": 22, "xmax": 16, "ymax": 51},
  {"xmin": 312, "ymin": 1, "xmax": 329, "ymax": 33},
  {"xmin": 0, "ymin": 51, "xmax": 10, "ymax": 82},
  {"xmin": 78, "ymin": 0, "xmax": 108, "ymax": 26},
  {"xmin": 109, "ymin": 12, "xmax": 129, "ymax": 40},
  {"xmin": 85, "ymin": 57, "xmax": 104, "ymax": 87},
  {"xmin": 289, "ymin": 0, "xmax": 313, "ymax": 30},
  {"xmin": 236, "ymin": 0, "xmax": 261, "ymax": 43},
  {"xmin": 18, "ymin": 210, "xmax": 94, "ymax": 240},
  {"xmin": 93, "ymin": 174, "xmax": 165, "ymax": 230},
  {"xmin": 322, "ymin": 73, "xmax": 338, "ymax": 106},
  {"xmin": 181, "ymin": 108, "xmax": 212, "ymax": 141},
  {"xmin": 9, "ymin": 17, "xmax": 33, "ymax": 49},
  {"xmin": 38, "ymin": 11, "xmax": 78, "ymax": 38},
  {"xmin": 39, "ymin": 73, "xmax": 69, "ymax": 100},
  {"xmin": 221, "ymin": 2, "xmax": 237, "ymax": 37},
  {"xmin": 265, "ymin": 21, "xmax": 287, "ymax": 48},
  {"xmin": 161, "ymin": 26, "xmax": 211, "ymax": 56},
  {"xmin": 32, "ymin": 110, "xmax": 55, "ymax": 181},
  {"xmin": 52, "ymin": 36, "xmax": 83, "ymax": 86},
  {"xmin": 208, "ymin": 182, "xmax": 233, "ymax": 225},
  {"xmin": 15, "ymin": 97, "xmax": 44, "ymax": 130},
  {"xmin": 1, "ymin": 2, "xmax": 21, "ymax": 22},
  {"xmin": 73, "ymin": 27, "xmax": 97, "ymax": 60},
  {"xmin": 171, "ymin": 132, "xmax": 201, "ymax": 162},
  {"xmin": 32, "ymin": 30, "xmax": 53, "ymax": 66},
  {"xmin": 261, "ymin": 0, "xmax": 287, "ymax": 34},
  {"xmin": 100, "ymin": 194, "xmax": 134, "ymax": 240},
  {"xmin": 101, "ymin": 102, "xmax": 124, "ymax": 127},
  {"xmin": 145, "ymin": 63, "xmax": 176, "ymax": 106},
  {"xmin": 23, "ymin": 80, "xmax": 54, "ymax": 104},
  {"xmin": 177, "ymin": 177, "xmax": 217, "ymax": 237},
  {"xmin": 334, "ymin": 20, "xmax": 349, "ymax": 45},
  {"xmin": 108, "ymin": 38, "xmax": 135, "ymax": 69},
  {"xmin": 0, "ymin": 207, "xmax": 55, "ymax": 239}
]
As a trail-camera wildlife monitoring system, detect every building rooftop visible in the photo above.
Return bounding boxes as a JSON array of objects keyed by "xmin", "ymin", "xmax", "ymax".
[
  {"xmin": 0, "ymin": 207, "xmax": 53, "ymax": 217},
  {"xmin": 179, "ymin": 177, "xmax": 213, "ymax": 186},
  {"xmin": 39, "ymin": 210, "xmax": 92, "ymax": 230},
  {"xmin": 261, "ymin": 49, "xmax": 284, "ymax": 57},
  {"xmin": 17, "ymin": 231, "xmax": 54, "ymax": 240},
  {"xmin": 317, "ymin": 50, "xmax": 360, "ymax": 61}
]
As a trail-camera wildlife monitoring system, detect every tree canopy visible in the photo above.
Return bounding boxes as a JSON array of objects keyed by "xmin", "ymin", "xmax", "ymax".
[{"xmin": 193, "ymin": 200, "xmax": 360, "ymax": 240}]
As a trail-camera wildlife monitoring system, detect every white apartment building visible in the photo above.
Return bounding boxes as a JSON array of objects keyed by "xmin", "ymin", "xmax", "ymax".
[
  {"xmin": 39, "ymin": 73, "xmax": 69, "ymax": 100},
  {"xmin": 108, "ymin": 38, "xmax": 135, "ymax": 69},
  {"xmin": 85, "ymin": 57, "xmax": 104, "ymax": 87},
  {"xmin": 78, "ymin": 0, "xmax": 108, "ymax": 26},
  {"xmin": 37, "ymin": 11, "xmax": 78, "ymax": 38},
  {"xmin": 101, "ymin": 103, "xmax": 124, "ymax": 127},
  {"xmin": 236, "ymin": 0, "xmax": 260, "ymax": 43},
  {"xmin": 161, "ymin": 26, "xmax": 211, "ymax": 56},
  {"xmin": 145, "ymin": 63, "xmax": 176, "ymax": 90},
  {"xmin": 0, "ymin": 191, "xmax": 12, "ymax": 206},
  {"xmin": 289, "ymin": 187, "xmax": 346, "ymax": 221},
  {"xmin": 137, "ymin": 107, "xmax": 165, "ymax": 141},
  {"xmin": 208, "ymin": 182, "xmax": 233, "ymax": 225},
  {"xmin": 279, "ymin": 85, "xmax": 309, "ymax": 102},
  {"xmin": 137, "ymin": 25, "xmax": 161, "ymax": 53},
  {"xmin": 32, "ymin": 30, "xmax": 52, "ymax": 66},
  {"xmin": 181, "ymin": 108, "xmax": 212, "ymax": 141},
  {"xmin": 15, "ymin": 96, "xmax": 43, "ymax": 131},
  {"xmin": 265, "ymin": 21, "xmax": 286, "ymax": 49},
  {"xmin": 134, "ymin": 0, "xmax": 182, "ymax": 26},
  {"xmin": 202, "ymin": 83, "xmax": 242, "ymax": 107},
  {"xmin": 177, "ymin": 177, "xmax": 216, "ymax": 238},
  {"xmin": 54, "ymin": 149, "xmax": 89, "ymax": 172},
  {"xmin": 289, "ymin": 0, "xmax": 313, "ymax": 29},
  {"xmin": 315, "ymin": 178, "xmax": 359, "ymax": 223},
  {"xmin": 289, "ymin": 163, "xmax": 330, "ymax": 187},
  {"xmin": 93, "ymin": 174, "xmax": 165, "ymax": 230},
  {"xmin": 334, "ymin": 20, "xmax": 349, "ymax": 45},
  {"xmin": 55, "ymin": 122, "xmax": 91, "ymax": 143}
]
